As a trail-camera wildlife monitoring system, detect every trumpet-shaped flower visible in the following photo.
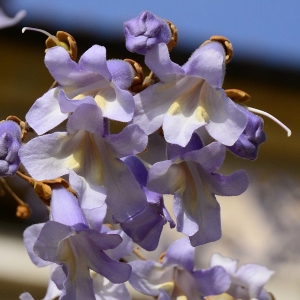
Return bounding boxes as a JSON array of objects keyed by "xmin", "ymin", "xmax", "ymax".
[
  {"xmin": 0, "ymin": 120, "xmax": 22, "ymax": 176},
  {"xmin": 147, "ymin": 134, "xmax": 249, "ymax": 245},
  {"xmin": 133, "ymin": 42, "xmax": 247, "ymax": 147},
  {"xmin": 26, "ymin": 45, "xmax": 135, "ymax": 135},
  {"xmin": 129, "ymin": 237, "xmax": 230, "ymax": 299},
  {"xmin": 20, "ymin": 102, "xmax": 148, "ymax": 222},
  {"xmin": 23, "ymin": 186, "xmax": 131, "ymax": 300},
  {"xmin": 210, "ymin": 253, "xmax": 274, "ymax": 300}
]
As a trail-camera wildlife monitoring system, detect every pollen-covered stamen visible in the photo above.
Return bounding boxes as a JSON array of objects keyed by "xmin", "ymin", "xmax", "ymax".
[
  {"xmin": 166, "ymin": 19, "xmax": 178, "ymax": 51},
  {"xmin": 210, "ymin": 35, "xmax": 233, "ymax": 64},
  {"xmin": 22, "ymin": 27, "xmax": 77, "ymax": 60},
  {"xmin": 246, "ymin": 106, "xmax": 292, "ymax": 137},
  {"xmin": 201, "ymin": 35, "xmax": 233, "ymax": 64},
  {"xmin": 124, "ymin": 58, "xmax": 145, "ymax": 93}
]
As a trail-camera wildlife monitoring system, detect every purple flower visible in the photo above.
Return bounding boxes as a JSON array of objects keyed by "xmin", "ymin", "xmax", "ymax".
[
  {"xmin": 210, "ymin": 253, "xmax": 274, "ymax": 300},
  {"xmin": 23, "ymin": 186, "xmax": 131, "ymax": 300},
  {"xmin": 124, "ymin": 11, "xmax": 171, "ymax": 55},
  {"xmin": 133, "ymin": 42, "xmax": 247, "ymax": 147},
  {"xmin": 129, "ymin": 237, "xmax": 230, "ymax": 299},
  {"xmin": 227, "ymin": 106, "xmax": 266, "ymax": 160},
  {"xmin": 147, "ymin": 134, "xmax": 249, "ymax": 246},
  {"xmin": 0, "ymin": 7, "xmax": 26, "ymax": 29},
  {"xmin": 0, "ymin": 120, "xmax": 21, "ymax": 176},
  {"xmin": 20, "ymin": 102, "xmax": 148, "ymax": 222},
  {"xmin": 26, "ymin": 45, "xmax": 135, "ymax": 135}
]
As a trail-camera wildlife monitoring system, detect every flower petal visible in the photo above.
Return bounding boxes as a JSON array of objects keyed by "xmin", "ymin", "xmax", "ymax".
[
  {"xmin": 105, "ymin": 124, "xmax": 147, "ymax": 158},
  {"xmin": 203, "ymin": 86, "xmax": 247, "ymax": 146},
  {"xmin": 78, "ymin": 45, "xmax": 111, "ymax": 80},
  {"xmin": 50, "ymin": 186, "xmax": 88, "ymax": 227},
  {"xmin": 69, "ymin": 171, "xmax": 107, "ymax": 210},
  {"xmin": 193, "ymin": 266, "xmax": 231, "ymax": 296},
  {"xmin": 145, "ymin": 43, "xmax": 184, "ymax": 82},
  {"xmin": 235, "ymin": 264, "xmax": 274, "ymax": 299},
  {"xmin": 164, "ymin": 237, "xmax": 195, "ymax": 271},
  {"xmin": 210, "ymin": 253, "xmax": 238, "ymax": 276},
  {"xmin": 107, "ymin": 59, "xmax": 134, "ymax": 90},
  {"xmin": 23, "ymin": 223, "xmax": 50, "ymax": 267},
  {"xmin": 182, "ymin": 41, "xmax": 225, "ymax": 88},
  {"xmin": 26, "ymin": 88, "xmax": 68, "ymax": 135}
]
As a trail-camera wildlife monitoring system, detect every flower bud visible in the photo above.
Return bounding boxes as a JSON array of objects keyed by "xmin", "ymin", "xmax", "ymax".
[
  {"xmin": 228, "ymin": 106, "xmax": 266, "ymax": 160},
  {"xmin": 0, "ymin": 120, "xmax": 21, "ymax": 176},
  {"xmin": 124, "ymin": 11, "xmax": 171, "ymax": 55}
]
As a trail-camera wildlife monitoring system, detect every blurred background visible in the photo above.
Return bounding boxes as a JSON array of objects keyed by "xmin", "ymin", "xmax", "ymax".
[{"xmin": 0, "ymin": 1, "xmax": 299, "ymax": 299}]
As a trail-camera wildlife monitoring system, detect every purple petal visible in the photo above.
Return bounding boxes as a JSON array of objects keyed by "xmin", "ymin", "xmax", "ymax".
[
  {"xmin": 105, "ymin": 124, "xmax": 148, "ymax": 158},
  {"xmin": 67, "ymin": 103, "xmax": 104, "ymax": 135},
  {"xmin": 147, "ymin": 160, "xmax": 182, "ymax": 195},
  {"xmin": 204, "ymin": 87, "xmax": 247, "ymax": 146},
  {"xmin": 164, "ymin": 237, "xmax": 195, "ymax": 272},
  {"xmin": 138, "ymin": 131, "xmax": 167, "ymax": 165},
  {"xmin": 188, "ymin": 199, "xmax": 221, "ymax": 246},
  {"xmin": 235, "ymin": 264, "xmax": 274, "ymax": 299},
  {"xmin": 145, "ymin": 43, "xmax": 184, "ymax": 81},
  {"xmin": 99, "ymin": 143, "xmax": 148, "ymax": 222},
  {"xmin": 26, "ymin": 88, "xmax": 68, "ymax": 135},
  {"xmin": 133, "ymin": 82, "xmax": 174, "ymax": 135},
  {"xmin": 77, "ymin": 234, "xmax": 131, "ymax": 283},
  {"xmin": 122, "ymin": 155, "xmax": 148, "ymax": 186},
  {"xmin": 210, "ymin": 170, "xmax": 249, "ymax": 196},
  {"xmin": 58, "ymin": 90, "xmax": 97, "ymax": 114},
  {"xmin": 120, "ymin": 204, "xmax": 165, "ymax": 251},
  {"xmin": 78, "ymin": 45, "xmax": 111, "ymax": 80},
  {"xmin": 23, "ymin": 223, "xmax": 49, "ymax": 267},
  {"xmin": 45, "ymin": 46, "xmax": 81, "ymax": 86},
  {"xmin": 97, "ymin": 84, "xmax": 135, "ymax": 122},
  {"xmin": 19, "ymin": 132, "xmax": 73, "ymax": 180},
  {"xmin": 104, "ymin": 230, "xmax": 133, "ymax": 260},
  {"xmin": 167, "ymin": 133, "xmax": 203, "ymax": 160},
  {"xmin": 69, "ymin": 171, "xmax": 107, "ymax": 210},
  {"xmin": 182, "ymin": 41, "xmax": 225, "ymax": 88},
  {"xmin": 83, "ymin": 206, "xmax": 107, "ymax": 232},
  {"xmin": 184, "ymin": 142, "xmax": 226, "ymax": 173},
  {"xmin": 193, "ymin": 266, "xmax": 231, "ymax": 296},
  {"xmin": 34, "ymin": 221, "xmax": 74, "ymax": 263},
  {"xmin": 228, "ymin": 106, "xmax": 266, "ymax": 160},
  {"xmin": 210, "ymin": 253, "xmax": 238, "ymax": 277},
  {"xmin": 50, "ymin": 186, "xmax": 88, "ymax": 227},
  {"xmin": 107, "ymin": 59, "xmax": 134, "ymax": 90}
]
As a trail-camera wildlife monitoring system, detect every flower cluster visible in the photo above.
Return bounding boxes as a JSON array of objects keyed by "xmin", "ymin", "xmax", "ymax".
[{"xmin": 1, "ymin": 9, "xmax": 286, "ymax": 300}]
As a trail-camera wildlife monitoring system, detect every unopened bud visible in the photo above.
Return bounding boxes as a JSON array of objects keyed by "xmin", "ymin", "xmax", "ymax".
[
  {"xmin": 225, "ymin": 89, "xmax": 251, "ymax": 104},
  {"xmin": 16, "ymin": 204, "xmax": 31, "ymax": 219},
  {"xmin": 124, "ymin": 11, "xmax": 172, "ymax": 55}
]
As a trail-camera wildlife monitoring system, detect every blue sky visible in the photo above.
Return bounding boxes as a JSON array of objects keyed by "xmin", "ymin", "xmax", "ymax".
[{"xmin": 5, "ymin": 0, "xmax": 300, "ymax": 69}]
